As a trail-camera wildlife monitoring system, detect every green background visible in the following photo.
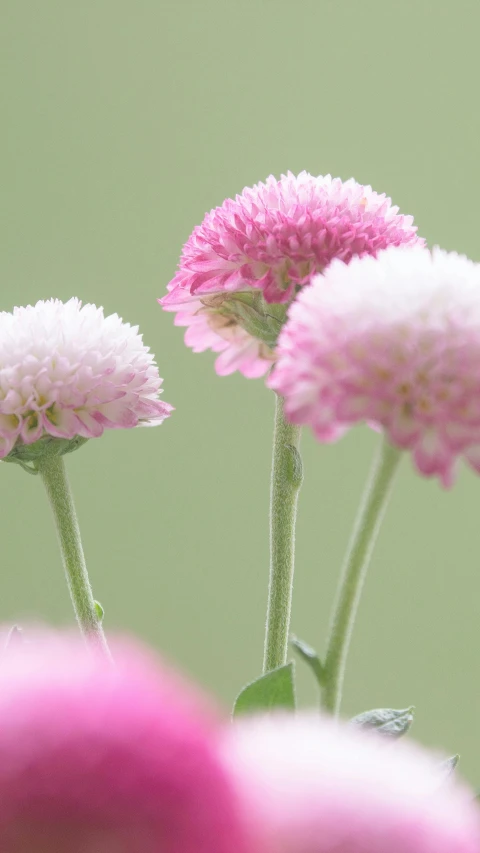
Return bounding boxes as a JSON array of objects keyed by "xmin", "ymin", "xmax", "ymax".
[{"xmin": 1, "ymin": 0, "xmax": 480, "ymax": 780}]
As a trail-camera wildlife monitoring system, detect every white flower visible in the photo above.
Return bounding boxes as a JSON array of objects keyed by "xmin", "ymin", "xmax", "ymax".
[{"xmin": 0, "ymin": 298, "xmax": 172, "ymax": 459}]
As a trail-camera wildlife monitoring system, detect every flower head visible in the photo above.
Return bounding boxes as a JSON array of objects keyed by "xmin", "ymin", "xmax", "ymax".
[
  {"xmin": 222, "ymin": 714, "xmax": 480, "ymax": 853},
  {"xmin": 0, "ymin": 298, "xmax": 172, "ymax": 463},
  {"xmin": 0, "ymin": 631, "xmax": 250, "ymax": 853},
  {"xmin": 270, "ymin": 246, "xmax": 480, "ymax": 486},
  {"xmin": 161, "ymin": 172, "xmax": 422, "ymax": 377}
]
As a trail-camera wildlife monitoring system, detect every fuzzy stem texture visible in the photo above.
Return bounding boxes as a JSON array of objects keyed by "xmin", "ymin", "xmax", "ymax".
[
  {"xmin": 38, "ymin": 455, "xmax": 111, "ymax": 659},
  {"xmin": 263, "ymin": 395, "xmax": 303, "ymax": 673},
  {"xmin": 321, "ymin": 436, "xmax": 401, "ymax": 715}
]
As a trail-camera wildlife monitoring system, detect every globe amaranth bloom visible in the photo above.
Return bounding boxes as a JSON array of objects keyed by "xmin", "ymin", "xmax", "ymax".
[
  {"xmin": 222, "ymin": 714, "xmax": 480, "ymax": 853},
  {"xmin": 160, "ymin": 172, "xmax": 422, "ymax": 378},
  {"xmin": 269, "ymin": 246, "xmax": 480, "ymax": 487},
  {"xmin": 0, "ymin": 631, "xmax": 250, "ymax": 853},
  {"xmin": 0, "ymin": 298, "xmax": 172, "ymax": 463}
]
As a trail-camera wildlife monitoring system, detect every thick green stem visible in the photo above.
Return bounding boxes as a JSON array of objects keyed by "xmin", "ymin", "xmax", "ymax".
[
  {"xmin": 321, "ymin": 436, "xmax": 401, "ymax": 715},
  {"xmin": 38, "ymin": 455, "xmax": 111, "ymax": 659},
  {"xmin": 263, "ymin": 394, "xmax": 303, "ymax": 673}
]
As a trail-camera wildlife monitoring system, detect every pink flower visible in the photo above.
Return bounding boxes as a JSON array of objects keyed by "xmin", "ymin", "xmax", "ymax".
[
  {"xmin": 160, "ymin": 172, "xmax": 422, "ymax": 378},
  {"xmin": 222, "ymin": 714, "xmax": 480, "ymax": 853},
  {"xmin": 0, "ymin": 632, "xmax": 250, "ymax": 853},
  {"xmin": 269, "ymin": 246, "xmax": 480, "ymax": 486},
  {"xmin": 0, "ymin": 298, "xmax": 173, "ymax": 460}
]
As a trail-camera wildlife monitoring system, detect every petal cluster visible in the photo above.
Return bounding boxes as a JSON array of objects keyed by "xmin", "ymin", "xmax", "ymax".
[
  {"xmin": 161, "ymin": 172, "xmax": 422, "ymax": 377},
  {"xmin": 223, "ymin": 714, "xmax": 480, "ymax": 853},
  {"xmin": 0, "ymin": 298, "xmax": 172, "ymax": 458},
  {"xmin": 1, "ymin": 632, "xmax": 479, "ymax": 853},
  {"xmin": 0, "ymin": 632, "xmax": 249, "ymax": 853},
  {"xmin": 270, "ymin": 246, "xmax": 480, "ymax": 486}
]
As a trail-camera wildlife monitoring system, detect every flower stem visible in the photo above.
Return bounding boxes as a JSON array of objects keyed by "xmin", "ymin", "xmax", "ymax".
[
  {"xmin": 321, "ymin": 436, "xmax": 401, "ymax": 715},
  {"xmin": 263, "ymin": 394, "xmax": 303, "ymax": 673},
  {"xmin": 38, "ymin": 455, "xmax": 111, "ymax": 660}
]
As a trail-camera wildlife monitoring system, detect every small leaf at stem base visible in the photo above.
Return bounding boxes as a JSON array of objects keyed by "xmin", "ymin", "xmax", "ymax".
[
  {"xmin": 436, "ymin": 754, "xmax": 459, "ymax": 784},
  {"xmin": 4, "ymin": 625, "xmax": 24, "ymax": 652},
  {"xmin": 291, "ymin": 635, "xmax": 324, "ymax": 686},
  {"xmin": 350, "ymin": 706, "xmax": 414, "ymax": 738},
  {"xmin": 233, "ymin": 663, "xmax": 296, "ymax": 717}
]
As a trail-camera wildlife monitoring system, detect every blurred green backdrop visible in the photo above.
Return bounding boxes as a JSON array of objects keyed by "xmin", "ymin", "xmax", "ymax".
[{"xmin": 1, "ymin": 0, "xmax": 480, "ymax": 780}]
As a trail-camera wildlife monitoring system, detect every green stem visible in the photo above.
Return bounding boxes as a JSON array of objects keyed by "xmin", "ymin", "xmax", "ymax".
[
  {"xmin": 263, "ymin": 394, "xmax": 303, "ymax": 673},
  {"xmin": 38, "ymin": 455, "xmax": 111, "ymax": 659},
  {"xmin": 321, "ymin": 436, "xmax": 401, "ymax": 715}
]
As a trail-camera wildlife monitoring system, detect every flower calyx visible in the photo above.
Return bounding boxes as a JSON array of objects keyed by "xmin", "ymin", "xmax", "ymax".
[{"xmin": 201, "ymin": 290, "xmax": 289, "ymax": 349}]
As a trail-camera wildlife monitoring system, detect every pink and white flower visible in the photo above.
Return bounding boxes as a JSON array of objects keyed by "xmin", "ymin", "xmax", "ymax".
[
  {"xmin": 270, "ymin": 246, "xmax": 480, "ymax": 486},
  {"xmin": 0, "ymin": 298, "xmax": 172, "ymax": 459},
  {"xmin": 0, "ymin": 631, "xmax": 250, "ymax": 853},
  {"xmin": 222, "ymin": 714, "xmax": 480, "ymax": 853},
  {"xmin": 161, "ymin": 172, "xmax": 422, "ymax": 378}
]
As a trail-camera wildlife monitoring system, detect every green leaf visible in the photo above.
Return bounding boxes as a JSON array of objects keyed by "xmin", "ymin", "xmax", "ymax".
[
  {"xmin": 291, "ymin": 635, "xmax": 324, "ymax": 686},
  {"xmin": 350, "ymin": 706, "xmax": 414, "ymax": 738},
  {"xmin": 94, "ymin": 600, "xmax": 105, "ymax": 621},
  {"xmin": 233, "ymin": 663, "xmax": 296, "ymax": 717},
  {"xmin": 437, "ymin": 754, "xmax": 459, "ymax": 783}
]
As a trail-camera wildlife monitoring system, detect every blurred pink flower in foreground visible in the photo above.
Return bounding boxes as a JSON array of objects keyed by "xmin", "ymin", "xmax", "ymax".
[
  {"xmin": 0, "ymin": 298, "xmax": 172, "ymax": 459},
  {"xmin": 3, "ymin": 632, "xmax": 479, "ymax": 853},
  {"xmin": 160, "ymin": 172, "xmax": 422, "ymax": 378},
  {"xmin": 270, "ymin": 246, "xmax": 480, "ymax": 486},
  {"xmin": 0, "ymin": 632, "xmax": 249, "ymax": 853},
  {"xmin": 222, "ymin": 714, "xmax": 480, "ymax": 853}
]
